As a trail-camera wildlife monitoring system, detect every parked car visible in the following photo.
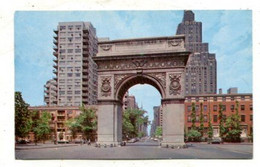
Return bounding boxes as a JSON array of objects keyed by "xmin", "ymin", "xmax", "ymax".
[
  {"xmin": 127, "ymin": 138, "xmax": 137, "ymax": 143},
  {"xmin": 74, "ymin": 139, "xmax": 85, "ymax": 144},
  {"xmin": 208, "ymin": 137, "xmax": 223, "ymax": 144},
  {"xmin": 17, "ymin": 139, "xmax": 31, "ymax": 144}
]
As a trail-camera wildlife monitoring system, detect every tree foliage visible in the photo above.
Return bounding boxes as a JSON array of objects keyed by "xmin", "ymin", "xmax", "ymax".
[
  {"xmin": 66, "ymin": 105, "xmax": 97, "ymax": 140},
  {"xmin": 218, "ymin": 103, "xmax": 226, "ymax": 139},
  {"xmin": 225, "ymin": 101, "xmax": 241, "ymax": 142},
  {"xmin": 15, "ymin": 91, "xmax": 32, "ymax": 139},
  {"xmin": 122, "ymin": 108, "xmax": 148, "ymax": 140},
  {"xmin": 155, "ymin": 126, "xmax": 162, "ymax": 137},
  {"xmin": 31, "ymin": 111, "xmax": 51, "ymax": 144},
  {"xmin": 198, "ymin": 103, "xmax": 204, "ymax": 137},
  {"xmin": 207, "ymin": 110, "xmax": 213, "ymax": 140},
  {"xmin": 191, "ymin": 102, "xmax": 196, "ymax": 130},
  {"xmin": 187, "ymin": 129, "xmax": 201, "ymax": 142}
]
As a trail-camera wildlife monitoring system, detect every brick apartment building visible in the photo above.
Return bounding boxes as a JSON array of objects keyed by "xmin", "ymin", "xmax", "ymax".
[
  {"xmin": 28, "ymin": 106, "xmax": 96, "ymax": 142},
  {"xmin": 185, "ymin": 89, "xmax": 253, "ymax": 140},
  {"xmin": 150, "ymin": 88, "xmax": 253, "ymax": 140}
]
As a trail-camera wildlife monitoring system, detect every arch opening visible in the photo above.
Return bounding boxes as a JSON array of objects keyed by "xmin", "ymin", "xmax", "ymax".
[{"xmin": 116, "ymin": 74, "xmax": 165, "ymax": 102}]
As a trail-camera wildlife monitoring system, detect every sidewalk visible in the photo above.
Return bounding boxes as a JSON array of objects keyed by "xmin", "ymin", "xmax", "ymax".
[{"xmin": 15, "ymin": 143, "xmax": 81, "ymax": 150}]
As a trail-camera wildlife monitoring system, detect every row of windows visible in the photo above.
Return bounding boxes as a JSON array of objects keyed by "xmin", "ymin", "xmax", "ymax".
[
  {"xmin": 59, "ymin": 49, "xmax": 82, "ymax": 53},
  {"xmin": 187, "ymin": 104, "xmax": 253, "ymax": 112},
  {"xmin": 59, "ymin": 90, "xmax": 81, "ymax": 95},
  {"xmin": 59, "ymin": 73, "xmax": 81, "ymax": 77},
  {"xmin": 59, "ymin": 25, "xmax": 82, "ymax": 31},
  {"xmin": 187, "ymin": 96, "xmax": 250, "ymax": 102},
  {"xmin": 187, "ymin": 115, "xmax": 253, "ymax": 123}
]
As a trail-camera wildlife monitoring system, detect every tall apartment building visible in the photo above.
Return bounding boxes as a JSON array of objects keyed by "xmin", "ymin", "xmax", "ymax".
[
  {"xmin": 44, "ymin": 79, "xmax": 57, "ymax": 106},
  {"xmin": 44, "ymin": 22, "xmax": 98, "ymax": 106},
  {"xmin": 176, "ymin": 10, "xmax": 217, "ymax": 95}
]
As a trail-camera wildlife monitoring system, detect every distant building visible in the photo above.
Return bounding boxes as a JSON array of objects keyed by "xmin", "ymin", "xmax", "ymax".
[
  {"xmin": 227, "ymin": 87, "xmax": 238, "ymax": 94},
  {"xmin": 176, "ymin": 10, "xmax": 217, "ymax": 95},
  {"xmin": 44, "ymin": 79, "xmax": 57, "ymax": 106},
  {"xmin": 122, "ymin": 91, "xmax": 139, "ymax": 111},
  {"xmin": 150, "ymin": 106, "xmax": 163, "ymax": 136}
]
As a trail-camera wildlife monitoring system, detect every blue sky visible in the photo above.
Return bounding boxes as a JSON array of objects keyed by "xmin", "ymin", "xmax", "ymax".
[{"xmin": 15, "ymin": 10, "xmax": 252, "ymax": 128}]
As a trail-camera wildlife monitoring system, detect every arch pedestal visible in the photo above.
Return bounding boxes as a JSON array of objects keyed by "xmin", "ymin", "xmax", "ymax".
[
  {"xmin": 96, "ymin": 100, "xmax": 123, "ymax": 146},
  {"xmin": 160, "ymin": 99, "xmax": 186, "ymax": 148}
]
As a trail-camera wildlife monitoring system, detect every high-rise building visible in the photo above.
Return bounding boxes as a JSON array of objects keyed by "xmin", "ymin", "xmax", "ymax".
[
  {"xmin": 176, "ymin": 10, "xmax": 217, "ymax": 95},
  {"xmin": 44, "ymin": 79, "xmax": 57, "ymax": 106},
  {"xmin": 44, "ymin": 22, "xmax": 98, "ymax": 106}
]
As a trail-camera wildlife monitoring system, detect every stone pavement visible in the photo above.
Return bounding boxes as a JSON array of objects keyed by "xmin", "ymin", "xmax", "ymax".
[{"xmin": 15, "ymin": 140, "xmax": 253, "ymax": 159}]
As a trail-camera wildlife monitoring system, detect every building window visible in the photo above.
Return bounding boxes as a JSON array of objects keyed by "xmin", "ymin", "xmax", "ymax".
[
  {"xmin": 75, "ymin": 49, "xmax": 81, "ymax": 53},
  {"xmin": 213, "ymin": 115, "xmax": 218, "ymax": 123},
  {"xmin": 67, "ymin": 49, "xmax": 73, "ymax": 53},
  {"xmin": 75, "ymin": 91, "xmax": 81, "ymax": 94},
  {"xmin": 60, "ymin": 26, "xmax": 66, "ymax": 30},
  {"xmin": 241, "ymin": 115, "xmax": 246, "ymax": 122},
  {"xmin": 222, "ymin": 97, "xmax": 226, "ymax": 101},
  {"xmin": 67, "ymin": 73, "xmax": 73, "ymax": 77},
  {"xmin": 241, "ymin": 105, "xmax": 245, "ymax": 111},
  {"xmin": 196, "ymin": 97, "xmax": 199, "ymax": 102},
  {"xmin": 203, "ymin": 97, "xmax": 207, "ymax": 101},
  {"xmin": 222, "ymin": 105, "xmax": 226, "ymax": 112},
  {"xmin": 231, "ymin": 97, "xmax": 234, "ymax": 101},
  {"xmin": 188, "ymin": 116, "xmax": 191, "ymax": 122},
  {"xmin": 213, "ymin": 105, "xmax": 217, "ymax": 111},
  {"xmin": 230, "ymin": 104, "xmax": 235, "ymax": 111},
  {"xmin": 204, "ymin": 115, "xmax": 207, "ymax": 122},
  {"xmin": 75, "ymin": 73, "xmax": 81, "ymax": 77},
  {"xmin": 196, "ymin": 115, "xmax": 199, "ymax": 122},
  {"xmin": 196, "ymin": 105, "xmax": 199, "ymax": 112},
  {"xmin": 203, "ymin": 105, "xmax": 207, "ymax": 112},
  {"xmin": 214, "ymin": 97, "xmax": 217, "ymax": 101},
  {"xmin": 187, "ymin": 106, "xmax": 192, "ymax": 112},
  {"xmin": 241, "ymin": 96, "xmax": 245, "ymax": 101},
  {"xmin": 250, "ymin": 104, "xmax": 253, "ymax": 110},
  {"xmin": 250, "ymin": 115, "xmax": 253, "ymax": 121}
]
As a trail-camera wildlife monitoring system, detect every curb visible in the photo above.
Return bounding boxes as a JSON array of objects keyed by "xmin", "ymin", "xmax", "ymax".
[{"xmin": 15, "ymin": 144, "xmax": 80, "ymax": 150}]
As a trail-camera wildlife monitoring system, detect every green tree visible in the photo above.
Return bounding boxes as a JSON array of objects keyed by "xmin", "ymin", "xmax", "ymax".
[
  {"xmin": 225, "ymin": 101, "xmax": 241, "ymax": 142},
  {"xmin": 77, "ymin": 105, "xmax": 97, "ymax": 140},
  {"xmin": 32, "ymin": 111, "xmax": 51, "ymax": 144},
  {"xmin": 66, "ymin": 118, "xmax": 81, "ymax": 141},
  {"xmin": 155, "ymin": 126, "xmax": 162, "ymax": 137},
  {"xmin": 122, "ymin": 110, "xmax": 135, "ymax": 140},
  {"xmin": 218, "ymin": 103, "xmax": 226, "ymax": 139},
  {"xmin": 15, "ymin": 91, "xmax": 32, "ymax": 141},
  {"xmin": 198, "ymin": 103, "xmax": 204, "ymax": 138},
  {"xmin": 187, "ymin": 102, "xmax": 201, "ymax": 141},
  {"xmin": 191, "ymin": 102, "xmax": 196, "ymax": 130},
  {"xmin": 207, "ymin": 110, "xmax": 213, "ymax": 140},
  {"xmin": 187, "ymin": 129, "xmax": 201, "ymax": 142},
  {"xmin": 122, "ymin": 108, "xmax": 148, "ymax": 140}
]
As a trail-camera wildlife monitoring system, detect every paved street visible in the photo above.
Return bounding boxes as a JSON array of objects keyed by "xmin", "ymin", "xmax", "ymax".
[{"xmin": 15, "ymin": 139, "xmax": 253, "ymax": 160}]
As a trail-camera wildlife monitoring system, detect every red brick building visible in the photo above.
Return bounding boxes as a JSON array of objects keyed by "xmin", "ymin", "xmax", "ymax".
[
  {"xmin": 28, "ymin": 105, "xmax": 97, "ymax": 142},
  {"xmin": 184, "ymin": 93, "xmax": 253, "ymax": 140}
]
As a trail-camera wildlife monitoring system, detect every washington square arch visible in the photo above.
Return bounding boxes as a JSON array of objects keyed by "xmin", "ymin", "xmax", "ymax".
[{"xmin": 93, "ymin": 35, "xmax": 190, "ymax": 148}]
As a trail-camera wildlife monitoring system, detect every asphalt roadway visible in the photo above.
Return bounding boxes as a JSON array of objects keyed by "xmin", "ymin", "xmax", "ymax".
[{"xmin": 15, "ymin": 139, "xmax": 253, "ymax": 160}]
